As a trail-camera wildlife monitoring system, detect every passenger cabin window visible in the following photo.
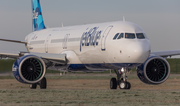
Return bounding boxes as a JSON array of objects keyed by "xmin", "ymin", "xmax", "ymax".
[
  {"xmin": 136, "ymin": 33, "xmax": 145, "ymax": 39},
  {"xmin": 117, "ymin": 33, "xmax": 124, "ymax": 39},
  {"xmin": 113, "ymin": 33, "xmax": 119, "ymax": 40},
  {"xmin": 125, "ymin": 33, "xmax": 135, "ymax": 39}
]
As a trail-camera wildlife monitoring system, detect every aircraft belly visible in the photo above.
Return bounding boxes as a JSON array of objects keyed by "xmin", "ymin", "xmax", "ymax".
[{"xmin": 68, "ymin": 63, "xmax": 142, "ymax": 71}]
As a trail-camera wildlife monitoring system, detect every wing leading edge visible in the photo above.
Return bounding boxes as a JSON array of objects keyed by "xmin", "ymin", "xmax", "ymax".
[
  {"xmin": 0, "ymin": 50, "xmax": 67, "ymax": 64},
  {"xmin": 151, "ymin": 50, "xmax": 180, "ymax": 58},
  {"xmin": 0, "ymin": 38, "xmax": 27, "ymax": 44}
]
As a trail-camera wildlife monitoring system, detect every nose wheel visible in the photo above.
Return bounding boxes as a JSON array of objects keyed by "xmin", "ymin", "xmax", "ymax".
[
  {"xmin": 119, "ymin": 81, "xmax": 131, "ymax": 89},
  {"xmin": 110, "ymin": 68, "xmax": 131, "ymax": 90}
]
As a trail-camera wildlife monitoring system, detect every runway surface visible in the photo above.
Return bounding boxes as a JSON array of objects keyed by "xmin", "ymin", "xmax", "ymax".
[
  {"xmin": 1, "ymin": 73, "xmax": 180, "ymax": 106},
  {"xmin": 0, "ymin": 73, "xmax": 180, "ymax": 90}
]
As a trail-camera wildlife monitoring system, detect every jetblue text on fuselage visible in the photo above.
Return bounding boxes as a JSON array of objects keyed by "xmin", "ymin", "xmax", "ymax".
[{"xmin": 80, "ymin": 27, "xmax": 102, "ymax": 51}]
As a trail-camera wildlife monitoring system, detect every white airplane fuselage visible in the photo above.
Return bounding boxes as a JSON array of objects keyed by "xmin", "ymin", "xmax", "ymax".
[{"xmin": 25, "ymin": 21, "xmax": 151, "ymax": 70}]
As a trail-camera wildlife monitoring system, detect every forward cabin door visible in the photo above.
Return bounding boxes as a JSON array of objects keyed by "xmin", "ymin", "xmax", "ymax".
[{"xmin": 101, "ymin": 26, "xmax": 113, "ymax": 51}]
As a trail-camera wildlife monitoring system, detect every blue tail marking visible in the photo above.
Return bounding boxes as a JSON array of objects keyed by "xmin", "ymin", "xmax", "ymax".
[{"xmin": 32, "ymin": 0, "xmax": 46, "ymax": 31}]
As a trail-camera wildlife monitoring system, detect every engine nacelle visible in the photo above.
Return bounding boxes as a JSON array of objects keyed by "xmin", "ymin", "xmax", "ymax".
[
  {"xmin": 12, "ymin": 55, "xmax": 46, "ymax": 84},
  {"xmin": 137, "ymin": 56, "xmax": 170, "ymax": 84}
]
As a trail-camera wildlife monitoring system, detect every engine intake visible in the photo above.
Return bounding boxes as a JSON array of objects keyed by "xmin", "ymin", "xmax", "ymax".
[
  {"xmin": 137, "ymin": 56, "xmax": 170, "ymax": 84},
  {"xmin": 13, "ymin": 55, "xmax": 46, "ymax": 84}
]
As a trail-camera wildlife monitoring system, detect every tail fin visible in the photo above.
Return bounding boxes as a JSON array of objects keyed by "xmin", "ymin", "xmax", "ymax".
[{"xmin": 32, "ymin": 0, "xmax": 46, "ymax": 32}]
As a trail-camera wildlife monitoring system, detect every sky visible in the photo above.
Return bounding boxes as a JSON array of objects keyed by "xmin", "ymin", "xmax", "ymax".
[{"xmin": 0, "ymin": 0, "xmax": 180, "ymax": 55}]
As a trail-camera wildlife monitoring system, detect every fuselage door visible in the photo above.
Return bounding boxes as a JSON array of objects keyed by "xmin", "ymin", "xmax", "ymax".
[
  {"xmin": 45, "ymin": 34, "xmax": 51, "ymax": 53},
  {"xmin": 63, "ymin": 34, "xmax": 70, "ymax": 49},
  {"xmin": 101, "ymin": 26, "xmax": 113, "ymax": 51}
]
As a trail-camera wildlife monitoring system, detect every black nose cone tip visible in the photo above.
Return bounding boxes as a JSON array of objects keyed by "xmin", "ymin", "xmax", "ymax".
[{"xmin": 27, "ymin": 66, "xmax": 34, "ymax": 73}]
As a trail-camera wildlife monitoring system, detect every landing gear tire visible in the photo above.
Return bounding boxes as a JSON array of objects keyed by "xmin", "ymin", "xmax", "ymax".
[
  {"xmin": 119, "ymin": 81, "xmax": 127, "ymax": 89},
  {"xmin": 110, "ymin": 78, "xmax": 117, "ymax": 89},
  {"xmin": 119, "ymin": 81, "xmax": 131, "ymax": 89},
  {"xmin": 112, "ymin": 69, "xmax": 132, "ymax": 90},
  {"xmin": 30, "ymin": 84, "xmax": 37, "ymax": 89},
  {"xmin": 126, "ymin": 82, "xmax": 131, "ymax": 89},
  {"xmin": 40, "ymin": 77, "xmax": 47, "ymax": 89}
]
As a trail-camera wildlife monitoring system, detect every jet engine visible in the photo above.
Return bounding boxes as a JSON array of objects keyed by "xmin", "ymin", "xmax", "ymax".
[
  {"xmin": 12, "ymin": 55, "xmax": 46, "ymax": 84},
  {"xmin": 137, "ymin": 56, "xmax": 170, "ymax": 84}
]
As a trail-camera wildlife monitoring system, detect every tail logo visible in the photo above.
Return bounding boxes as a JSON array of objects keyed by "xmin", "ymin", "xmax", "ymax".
[
  {"xmin": 32, "ymin": 0, "xmax": 46, "ymax": 31},
  {"xmin": 33, "ymin": 10, "xmax": 38, "ymax": 19}
]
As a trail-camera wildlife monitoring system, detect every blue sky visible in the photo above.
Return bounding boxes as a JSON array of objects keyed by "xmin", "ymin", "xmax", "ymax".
[{"xmin": 0, "ymin": 0, "xmax": 180, "ymax": 53}]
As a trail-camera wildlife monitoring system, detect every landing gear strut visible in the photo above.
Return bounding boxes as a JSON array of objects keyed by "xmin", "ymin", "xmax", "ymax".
[
  {"xmin": 110, "ymin": 68, "xmax": 131, "ymax": 90},
  {"xmin": 29, "ymin": 77, "xmax": 47, "ymax": 89}
]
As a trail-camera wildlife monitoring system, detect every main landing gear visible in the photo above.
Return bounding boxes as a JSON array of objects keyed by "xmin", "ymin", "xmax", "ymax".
[
  {"xmin": 110, "ymin": 68, "xmax": 131, "ymax": 90},
  {"xmin": 30, "ymin": 77, "xmax": 47, "ymax": 89}
]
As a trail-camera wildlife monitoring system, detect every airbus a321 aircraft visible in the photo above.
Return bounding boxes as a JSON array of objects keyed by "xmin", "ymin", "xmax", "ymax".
[{"xmin": 0, "ymin": 0, "xmax": 180, "ymax": 89}]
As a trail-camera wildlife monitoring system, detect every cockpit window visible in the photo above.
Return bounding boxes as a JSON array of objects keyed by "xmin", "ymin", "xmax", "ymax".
[
  {"xmin": 136, "ymin": 33, "xmax": 145, "ymax": 39},
  {"xmin": 117, "ymin": 33, "xmax": 124, "ymax": 39},
  {"xmin": 143, "ymin": 33, "xmax": 148, "ymax": 39},
  {"xmin": 125, "ymin": 33, "xmax": 135, "ymax": 39},
  {"xmin": 113, "ymin": 33, "xmax": 119, "ymax": 40}
]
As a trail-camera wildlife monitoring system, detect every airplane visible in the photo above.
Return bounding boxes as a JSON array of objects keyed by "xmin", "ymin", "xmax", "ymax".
[{"xmin": 0, "ymin": 0, "xmax": 180, "ymax": 89}]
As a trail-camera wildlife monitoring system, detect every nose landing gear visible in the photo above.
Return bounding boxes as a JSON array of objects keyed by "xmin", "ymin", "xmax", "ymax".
[{"xmin": 110, "ymin": 68, "xmax": 131, "ymax": 90}]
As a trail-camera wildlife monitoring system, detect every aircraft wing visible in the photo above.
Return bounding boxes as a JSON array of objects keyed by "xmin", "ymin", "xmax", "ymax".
[
  {"xmin": 0, "ymin": 50, "xmax": 20, "ymax": 58},
  {"xmin": 0, "ymin": 50, "xmax": 67, "ymax": 64},
  {"xmin": 0, "ymin": 38, "xmax": 27, "ymax": 44},
  {"xmin": 151, "ymin": 50, "xmax": 180, "ymax": 58},
  {"xmin": 25, "ymin": 52, "xmax": 67, "ymax": 64}
]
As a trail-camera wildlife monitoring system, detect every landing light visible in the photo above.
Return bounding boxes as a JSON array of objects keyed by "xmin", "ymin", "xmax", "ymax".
[{"xmin": 121, "ymin": 68, "xmax": 125, "ymax": 72}]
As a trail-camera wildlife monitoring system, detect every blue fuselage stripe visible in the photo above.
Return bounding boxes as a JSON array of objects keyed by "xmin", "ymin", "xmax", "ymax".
[{"xmin": 68, "ymin": 63, "xmax": 142, "ymax": 70}]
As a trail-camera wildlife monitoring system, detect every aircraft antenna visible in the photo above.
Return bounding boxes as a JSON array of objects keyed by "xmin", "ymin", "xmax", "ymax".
[{"xmin": 123, "ymin": 16, "xmax": 125, "ymax": 21}]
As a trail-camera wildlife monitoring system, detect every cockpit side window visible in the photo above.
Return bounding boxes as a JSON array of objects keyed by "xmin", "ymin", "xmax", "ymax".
[
  {"xmin": 125, "ymin": 33, "xmax": 135, "ymax": 39},
  {"xmin": 113, "ymin": 33, "xmax": 119, "ymax": 40},
  {"xmin": 117, "ymin": 33, "xmax": 124, "ymax": 39},
  {"xmin": 136, "ymin": 33, "xmax": 145, "ymax": 39}
]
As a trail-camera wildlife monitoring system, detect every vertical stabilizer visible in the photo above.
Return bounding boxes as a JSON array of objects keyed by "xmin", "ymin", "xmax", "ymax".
[{"xmin": 32, "ymin": 0, "xmax": 46, "ymax": 32}]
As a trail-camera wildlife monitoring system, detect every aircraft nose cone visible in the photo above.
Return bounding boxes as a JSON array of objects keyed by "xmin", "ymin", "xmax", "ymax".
[{"xmin": 126, "ymin": 41, "xmax": 150, "ymax": 63}]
